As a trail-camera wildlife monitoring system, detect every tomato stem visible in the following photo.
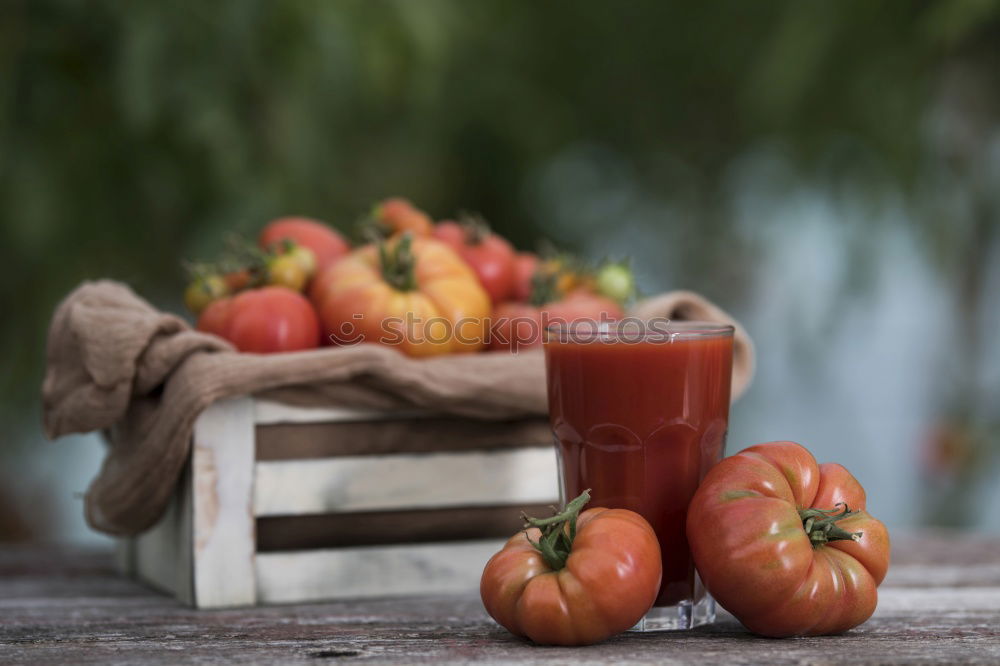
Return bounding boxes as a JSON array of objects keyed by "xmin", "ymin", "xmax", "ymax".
[
  {"xmin": 522, "ymin": 489, "xmax": 591, "ymax": 571},
  {"xmin": 378, "ymin": 232, "xmax": 418, "ymax": 291},
  {"xmin": 799, "ymin": 503, "xmax": 863, "ymax": 547},
  {"xmin": 528, "ymin": 268, "xmax": 561, "ymax": 307},
  {"xmin": 458, "ymin": 212, "xmax": 491, "ymax": 245}
]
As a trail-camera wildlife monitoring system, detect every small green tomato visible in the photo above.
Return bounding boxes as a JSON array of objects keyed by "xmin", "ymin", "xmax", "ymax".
[
  {"xmin": 595, "ymin": 261, "xmax": 636, "ymax": 304},
  {"xmin": 184, "ymin": 275, "xmax": 229, "ymax": 314}
]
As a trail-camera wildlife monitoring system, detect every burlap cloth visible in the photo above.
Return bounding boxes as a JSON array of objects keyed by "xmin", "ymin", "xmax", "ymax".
[{"xmin": 42, "ymin": 280, "xmax": 754, "ymax": 536}]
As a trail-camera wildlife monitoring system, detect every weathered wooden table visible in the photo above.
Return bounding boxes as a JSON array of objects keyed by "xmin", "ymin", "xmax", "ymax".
[{"xmin": 2, "ymin": 532, "xmax": 999, "ymax": 664}]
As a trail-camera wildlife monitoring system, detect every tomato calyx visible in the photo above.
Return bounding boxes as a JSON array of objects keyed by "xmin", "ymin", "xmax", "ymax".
[
  {"xmin": 528, "ymin": 268, "xmax": 562, "ymax": 306},
  {"xmin": 458, "ymin": 212, "xmax": 491, "ymax": 245},
  {"xmin": 361, "ymin": 211, "xmax": 394, "ymax": 241},
  {"xmin": 522, "ymin": 489, "xmax": 591, "ymax": 571},
  {"xmin": 378, "ymin": 232, "xmax": 418, "ymax": 291},
  {"xmin": 799, "ymin": 503, "xmax": 863, "ymax": 547}
]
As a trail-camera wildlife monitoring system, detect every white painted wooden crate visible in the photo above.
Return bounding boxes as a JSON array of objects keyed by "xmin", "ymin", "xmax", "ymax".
[{"xmin": 117, "ymin": 396, "xmax": 559, "ymax": 608}]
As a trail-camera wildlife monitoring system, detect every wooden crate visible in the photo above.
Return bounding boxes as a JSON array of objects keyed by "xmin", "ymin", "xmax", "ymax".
[{"xmin": 117, "ymin": 396, "xmax": 558, "ymax": 608}]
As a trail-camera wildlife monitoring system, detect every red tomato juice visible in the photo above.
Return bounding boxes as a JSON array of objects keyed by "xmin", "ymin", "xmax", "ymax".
[{"xmin": 544, "ymin": 328, "xmax": 733, "ymax": 607}]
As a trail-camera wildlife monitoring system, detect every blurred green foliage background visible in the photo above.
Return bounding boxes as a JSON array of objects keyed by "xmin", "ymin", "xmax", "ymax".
[{"xmin": 2, "ymin": 0, "xmax": 1000, "ymax": 541}]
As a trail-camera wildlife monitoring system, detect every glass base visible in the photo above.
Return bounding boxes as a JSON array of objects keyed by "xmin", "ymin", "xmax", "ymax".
[{"xmin": 630, "ymin": 595, "xmax": 716, "ymax": 632}]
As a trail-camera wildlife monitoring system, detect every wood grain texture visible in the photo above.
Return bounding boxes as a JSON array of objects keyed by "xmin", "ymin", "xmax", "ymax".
[
  {"xmin": 253, "ymin": 447, "xmax": 559, "ymax": 516},
  {"xmin": 1, "ymin": 532, "xmax": 999, "ymax": 665},
  {"xmin": 253, "ymin": 401, "xmax": 413, "ymax": 425},
  {"xmin": 255, "ymin": 540, "xmax": 504, "ymax": 604},
  {"xmin": 124, "ymin": 464, "xmax": 194, "ymax": 605},
  {"xmin": 255, "ymin": 417, "xmax": 551, "ymax": 460},
  {"xmin": 192, "ymin": 396, "xmax": 256, "ymax": 608},
  {"xmin": 256, "ymin": 504, "xmax": 553, "ymax": 551}
]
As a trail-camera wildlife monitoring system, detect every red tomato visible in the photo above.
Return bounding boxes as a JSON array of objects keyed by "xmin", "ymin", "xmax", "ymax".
[
  {"xmin": 489, "ymin": 289, "xmax": 623, "ymax": 351},
  {"xmin": 432, "ymin": 219, "xmax": 515, "ymax": 304},
  {"xmin": 259, "ymin": 217, "xmax": 350, "ymax": 271},
  {"xmin": 222, "ymin": 269, "xmax": 253, "ymax": 293},
  {"xmin": 480, "ymin": 491, "xmax": 662, "ymax": 646},
  {"xmin": 511, "ymin": 252, "xmax": 539, "ymax": 303},
  {"xmin": 197, "ymin": 286, "xmax": 320, "ymax": 353},
  {"xmin": 372, "ymin": 197, "xmax": 434, "ymax": 237},
  {"xmin": 687, "ymin": 441, "xmax": 891, "ymax": 637},
  {"xmin": 196, "ymin": 296, "xmax": 233, "ymax": 338}
]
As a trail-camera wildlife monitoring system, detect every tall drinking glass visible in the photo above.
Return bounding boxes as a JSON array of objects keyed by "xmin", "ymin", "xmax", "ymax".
[{"xmin": 543, "ymin": 320, "xmax": 734, "ymax": 631}]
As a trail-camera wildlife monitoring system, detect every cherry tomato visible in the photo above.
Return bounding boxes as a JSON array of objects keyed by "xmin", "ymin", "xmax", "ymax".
[
  {"xmin": 595, "ymin": 261, "xmax": 636, "ymax": 304},
  {"xmin": 183, "ymin": 275, "xmax": 229, "ymax": 314},
  {"xmin": 267, "ymin": 254, "xmax": 309, "ymax": 292},
  {"xmin": 481, "ymin": 491, "xmax": 662, "ymax": 646},
  {"xmin": 432, "ymin": 219, "xmax": 516, "ymax": 304},
  {"xmin": 197, "ymin": 286, "xmax": 320, "ymax": 353},
  {"xmin": 687, "ymin": 441, "xmax": 891, "ymax": 637},
  {"xmin": 222, "ymin": 269, "xmax": 253, "ymax": 292},
  {"xmin": 542, "ymin": 255, "xmax": 591, "ymax": 295},
  {"xmin": 285, "ymin": 244, "xmax": 317, "ymax": 277},
  {"xmin": 259, "ymin": 217, "xmax": 350, "ymax": 271}
]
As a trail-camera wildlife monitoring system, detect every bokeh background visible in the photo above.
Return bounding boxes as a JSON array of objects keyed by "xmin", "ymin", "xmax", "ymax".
[{"xmin": 2, "ymin": 0, "xmax": 999, "ymax": 544}]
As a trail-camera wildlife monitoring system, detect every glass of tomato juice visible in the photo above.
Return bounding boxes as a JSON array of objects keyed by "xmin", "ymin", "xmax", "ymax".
[{"xmin": 543, "ymin": 320, "xmax": 734, "ymax": 631}]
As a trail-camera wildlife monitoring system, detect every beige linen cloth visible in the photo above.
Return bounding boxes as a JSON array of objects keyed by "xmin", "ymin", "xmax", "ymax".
[{"xmin": 42, "ymin": 280, "xmax": 754, "ymax": 536}]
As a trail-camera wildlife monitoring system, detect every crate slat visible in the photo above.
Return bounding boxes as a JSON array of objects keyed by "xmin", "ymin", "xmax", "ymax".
[
  {"xmin": 192, "ymin": 396, "xmax": 257, "ymax": 608},
  {"xmin": 123, "ymin": 396, "xmax": 556, "ymax": 608},
  {"xmin": 253, "ymin": 400, "xmax": 421, "ymax": 425},
  {"xmin": 126, "ymin": 465, "xmax": 194, "ymax": 604},
  {"xmin": 253, "ymin": 447, "xmax": 559, "ymax": 517},
  {"xmin": 255, "ymin": 539, "xmax": 503, "ymax": 603}
]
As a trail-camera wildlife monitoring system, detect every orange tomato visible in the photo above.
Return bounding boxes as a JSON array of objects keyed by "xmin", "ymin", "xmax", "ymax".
[
  {"xmin": 480, "ymin": 491, "xmax": 662, "ymax": 646},
  {"xmin": 310, "ymin": 234, "xmax": 490, "ymax": 356},
  {"xmin": 371, "ymin": 197, "xmax": 434, "ymax": 237}
]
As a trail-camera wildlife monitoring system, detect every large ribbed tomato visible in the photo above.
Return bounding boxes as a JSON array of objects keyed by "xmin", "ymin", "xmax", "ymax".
[
  {"xmin": 480, "ymin": 492, "xmax": 662, "ymax": 646},
  {"xmin": 309, "ymin": 233, "xmax": 490, "ymax": 356},
  {"xmin": 687, "ymin": 441, "xmax": 891, "ymax": 637}
]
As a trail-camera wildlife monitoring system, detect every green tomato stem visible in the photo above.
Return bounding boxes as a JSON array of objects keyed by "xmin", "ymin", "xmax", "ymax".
[
  {"xmin": 799, "ymin": 502, "xmax": 863, "ymax": 547},
  {"xmin": 378, "ymin": 232, "xmax": 418, "ymax": 291},
  {"xmin": 458, "ymin": 212, "xmax": 491, "ymax": 245},
  {"xmin": 522, "ymin": 489, "xmax": 591, "ymax": 571}
]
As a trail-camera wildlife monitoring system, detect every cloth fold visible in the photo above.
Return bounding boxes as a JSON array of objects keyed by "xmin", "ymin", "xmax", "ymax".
[{"xmin": 42, "ymin": 280, "xmax": 754, "ymax": 536}]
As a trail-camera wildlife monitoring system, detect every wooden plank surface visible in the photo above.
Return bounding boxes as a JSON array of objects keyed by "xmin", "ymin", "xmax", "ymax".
[
  {"xmin": 255, "ymin": 540, "xmax": 504, "ymax": 603},
  {"xmin": 253, "ymin": 401, "xmax": 417, "ymax": 425},
  {"xmin": 191, "ymin": 396, "xmax": 257, "ymax": 608},
  {"xmin": 253, "ymin": 447, "xmax": 559, "ymax": 516},
  {"xmin": 126, "ymin": 463, "xmax": 194, "ymax": 605},
  {"xmin": 2, "ymin": 532, "xmax": 1000, "ymax": 665}
]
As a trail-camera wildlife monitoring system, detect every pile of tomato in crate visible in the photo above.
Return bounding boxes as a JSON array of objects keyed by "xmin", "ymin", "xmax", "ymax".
[{"xmin": 183, "ymin": 197, "xmax": 636, "ymax": 355}]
